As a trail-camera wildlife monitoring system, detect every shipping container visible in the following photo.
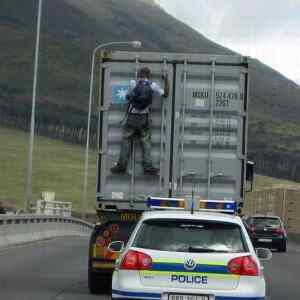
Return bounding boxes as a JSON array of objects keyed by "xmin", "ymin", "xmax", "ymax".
[{"xmin": 96, "ymin": 51, "xmax": 250, "ymax": 210}]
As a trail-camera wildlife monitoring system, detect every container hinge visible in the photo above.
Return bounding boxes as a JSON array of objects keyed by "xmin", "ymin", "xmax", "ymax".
[
  {"xmin": 211, "ymin": 59, "xmax": 216, "ymax": 72},
  {"xmin": 96, "ymin": 61, "xmax": 108, "ymax": 69},
  {"xmin": 183, "ymin": 59, "xmax": 188, "ymax": 72},
  {"xmin": 101, "ymin": 50, "xmax": 113, "ymax": 60},
  {"xmin": 101, "ymin": 63, "xmax": 109, "ymax": 69},
  {"xmin": 98, "ymin": 149, "xmax": 107, "ymax": 155},
  {"xmin": 98, "ymin": 105, "xmax": 109, "ymax": 112}
]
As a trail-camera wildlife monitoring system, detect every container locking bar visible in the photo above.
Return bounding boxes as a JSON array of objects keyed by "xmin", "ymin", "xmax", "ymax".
[
  {"xmin": 180, "ymin": 59, "xmax": 188, "ymax": 194},
  {"xmin": 129, "ymin": 56, "xmax": 140, "ymax": 206},
  {"xmin": 207, "ymin": 60, "xmax": 216, "ymax": 199},
  {"xmin": 159, "ymin": 57, "xmax": 168, "ymax": 191}
]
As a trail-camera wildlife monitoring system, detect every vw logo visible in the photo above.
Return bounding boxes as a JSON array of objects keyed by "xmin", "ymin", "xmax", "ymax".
[{"xmin": 184, "ymin": 258, "xmax": 197, "ymax": 271}]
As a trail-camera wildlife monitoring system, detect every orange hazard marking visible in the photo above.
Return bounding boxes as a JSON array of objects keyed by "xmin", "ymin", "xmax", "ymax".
[
  {"xmin": 96, "ymin": 236, "xmax": 106, "ymax": 247},
  {"xmin": 94, "ymin": 245, "xmax": 120, "ymax": 260},
  {"xmin": 103, "ymin": 230, "xmax": 111, "ymax": 238},
  {"xmin": 105, "ymin": 238, "xmax": 112, "ymax": 247},
  {"xmin": 94, "ymin": 243, "xmax": 105, "ymax": 257},
  {"xmin": 105, "ymin": 250, "xmax": 119, "ymax": 260}
]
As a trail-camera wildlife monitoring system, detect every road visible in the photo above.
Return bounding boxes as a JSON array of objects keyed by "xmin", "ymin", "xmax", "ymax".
[
  {"xmin": 0, "ymin": 237, "xmax": 105, "ymax": 300},
  {"xmin": 263, "ymin": 240, "xmax": 300, "ymax": 299},
  {"xmin": 0, "ymin": 237, "xmax": 299, "ymax": 300}
]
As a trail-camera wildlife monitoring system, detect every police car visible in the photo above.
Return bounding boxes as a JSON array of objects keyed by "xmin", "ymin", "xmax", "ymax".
[{"xmin": 109, "ymin": 197, "xmax": 272, "ymax": 300}]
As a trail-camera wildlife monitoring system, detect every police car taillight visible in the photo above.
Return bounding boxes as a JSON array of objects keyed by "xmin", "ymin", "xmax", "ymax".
[
  {"xmin": 227, "ymin": 255, "xmax": 259, "ymax": 276},
  {"xmin": 120, "ymin": 250, "xmax": 152, "ymax": 270}
]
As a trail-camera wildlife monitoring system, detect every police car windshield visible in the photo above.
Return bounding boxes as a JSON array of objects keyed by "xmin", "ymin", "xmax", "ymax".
[{"xmin": 133, "ymin": 219, "xmax": 247, "ymax": 253}]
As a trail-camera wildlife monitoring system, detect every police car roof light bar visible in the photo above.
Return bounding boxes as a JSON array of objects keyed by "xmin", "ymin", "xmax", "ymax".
[
  {"xmin": 198, "ymin": 199, "xmax": 237, "ymax": 214},
  {"xmin": 147, "ymin": 197, "xmax": 185, "ymax": 210}
]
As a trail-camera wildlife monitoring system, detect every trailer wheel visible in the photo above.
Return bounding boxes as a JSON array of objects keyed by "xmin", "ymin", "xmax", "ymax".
[{"xmin": 88, "ymin": 260, "xmax": 111, "ymax": 294}]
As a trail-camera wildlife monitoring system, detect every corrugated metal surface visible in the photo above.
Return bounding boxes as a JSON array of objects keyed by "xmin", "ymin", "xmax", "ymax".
[
  {"xmin": 172, "ymin": 63, "xmax": 248, "ymax": 202},
  {"xmin": 98, "ymin": 61, "xmax": 173, "ymax": 209},
  {"xmin": 96, "ymin": 52, "xmax": 249, "ymax": 210}
]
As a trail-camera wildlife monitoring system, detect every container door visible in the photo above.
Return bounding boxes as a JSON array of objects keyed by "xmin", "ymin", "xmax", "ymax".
[
  {"xmin": 172, "ymin": 61, "xmax": 248, "ymax": 202},
  {"xmin": 97, "ymin": 61, "xmax": 173, "ymax": 210}
]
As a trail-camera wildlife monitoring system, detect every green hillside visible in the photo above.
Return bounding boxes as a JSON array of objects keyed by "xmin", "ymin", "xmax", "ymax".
[
  {"xmin": 1, "ymin": 0, "xmax": 300, "ymax": 181},
  {"xmin": 253, "ymin": 175, "xmax": 300, "ymax": 190},
  {"xmin": 1, "ymin": 127, "xmax": 299, "ymax": 210},
  {"xmin": 0, "ymin": 127, "xmax": 97, "ymax": 211}
]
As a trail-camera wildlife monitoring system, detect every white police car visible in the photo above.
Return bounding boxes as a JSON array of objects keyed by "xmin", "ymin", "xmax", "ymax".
[{"xmin": 110, "ymin": 198, "xmax": 271, "ymax": 300}]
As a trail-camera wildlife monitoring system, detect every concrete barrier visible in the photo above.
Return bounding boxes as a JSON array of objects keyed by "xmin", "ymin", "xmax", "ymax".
[{"xmin": 0, "ymin": 214, "xmax": 94, "ymax": 249}]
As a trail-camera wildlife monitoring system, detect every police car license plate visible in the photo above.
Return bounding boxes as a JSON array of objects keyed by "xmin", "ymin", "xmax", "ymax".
[
  {"xmin": 258, "ymin": 238, "xmax": 272, "ymax": 242},
  {"xmin": 168, "ymin": 294, "xmax": 209, "ymax": 300}
]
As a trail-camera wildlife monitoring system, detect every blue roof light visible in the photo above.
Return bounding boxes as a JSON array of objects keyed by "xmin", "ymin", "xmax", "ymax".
[
  {"xmin": 198, "ymin": 199, "xmax": 237, "ymax": 214},
  {"xmin": 147, "ymin": 197, "xmax": 185, "ymax": 210},
  {"xmin": 146, "ymin": 197, "xmax": 237, "ymax": 214}
]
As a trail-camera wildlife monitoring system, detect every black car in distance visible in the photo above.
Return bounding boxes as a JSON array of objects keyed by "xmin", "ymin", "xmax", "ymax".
[{"xmin": 245, "ymin": 215, "xmax": 287, "ymax": 252}]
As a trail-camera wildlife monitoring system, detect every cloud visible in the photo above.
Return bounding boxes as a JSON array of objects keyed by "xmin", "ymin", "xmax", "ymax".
[
  {"xmin": 156, "ymin": 0, "xmax": 300, "ymax": 80},
  {"xmin": 158, "ymin": 0, "xmax": 300, "ymax": 40}
]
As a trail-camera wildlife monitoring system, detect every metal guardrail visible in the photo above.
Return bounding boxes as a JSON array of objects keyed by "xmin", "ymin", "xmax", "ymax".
[{"xmin": 0, "ymin": 214, "xmax": 94, "ymax": 249}]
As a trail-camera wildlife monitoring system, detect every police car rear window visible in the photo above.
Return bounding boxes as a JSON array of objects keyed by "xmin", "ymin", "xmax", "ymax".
[
  {"xmin": 133, "ymin": 219, "xmax": 247, "ymax": 253},
  {"xmin": 250, "ymin": 217, "xmax": 281, "ymax": 228}
]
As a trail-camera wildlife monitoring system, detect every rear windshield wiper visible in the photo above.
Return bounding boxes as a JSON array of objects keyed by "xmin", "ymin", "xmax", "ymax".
[{"xmin": 188, "ymin": 246, "xmax": 230, "ymax": 253}]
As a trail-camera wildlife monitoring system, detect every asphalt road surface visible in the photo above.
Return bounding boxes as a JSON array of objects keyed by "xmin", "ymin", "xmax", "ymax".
[{"xmin": 0, "ymin": 237, "xmax": 299, "ymax": 300}]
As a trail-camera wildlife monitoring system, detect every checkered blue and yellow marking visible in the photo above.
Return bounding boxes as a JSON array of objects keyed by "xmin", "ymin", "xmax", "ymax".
[{"xmin": 140, "ymin": 258, "xmax": 239, "ymax": 280}]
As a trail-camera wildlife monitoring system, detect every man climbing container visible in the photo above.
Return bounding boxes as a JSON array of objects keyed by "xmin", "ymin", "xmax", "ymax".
[{"xmin": 111, "ymin": 67, "xmax": 169, "ymax": 175}]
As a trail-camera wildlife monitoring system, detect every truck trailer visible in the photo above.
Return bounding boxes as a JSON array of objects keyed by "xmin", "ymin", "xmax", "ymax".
[{"xmin": 88, "ymin": 51, "xmax": 252, "ymax": 293}]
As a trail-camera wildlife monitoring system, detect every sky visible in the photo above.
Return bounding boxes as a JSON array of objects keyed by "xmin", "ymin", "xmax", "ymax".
[{"xmin": 156, "ymin": 0, "xmax": 300, "ymax": 84}]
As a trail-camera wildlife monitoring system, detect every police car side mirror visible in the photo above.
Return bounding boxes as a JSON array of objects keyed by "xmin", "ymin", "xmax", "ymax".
[
  {"xmin": 108, "ymin": 241, "xmax": 125, "ymax": 253},
  {"xmin": 256, "ymin": 248, "xmax": 272, "ymax": 261}
]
